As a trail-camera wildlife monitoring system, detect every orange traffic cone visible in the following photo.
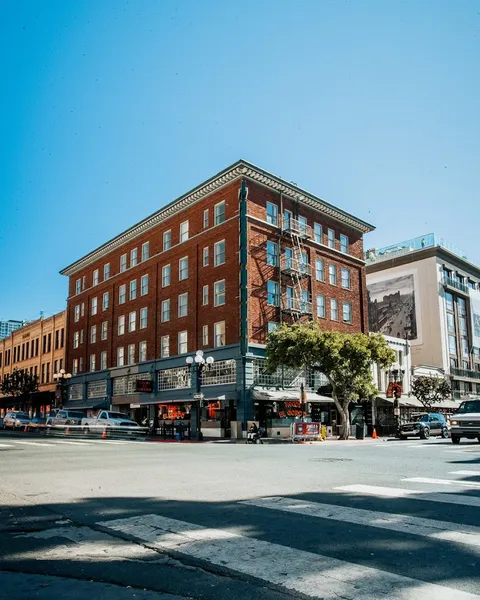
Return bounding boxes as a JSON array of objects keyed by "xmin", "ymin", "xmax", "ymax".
[
  {"xmin": 102, "ymin": 429, "xmax": 107, "ymax": 439},
  {"xmin": 372, "ymin": 428, "xmax": 378, "ymax": 439}
]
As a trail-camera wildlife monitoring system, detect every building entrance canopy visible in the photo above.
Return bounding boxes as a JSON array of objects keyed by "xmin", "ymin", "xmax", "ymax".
[{"xmin": 252, "ymin": 389, "xmax": 332, "ymax": 403}]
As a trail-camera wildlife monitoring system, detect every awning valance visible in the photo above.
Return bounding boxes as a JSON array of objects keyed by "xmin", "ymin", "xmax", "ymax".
[
  {"xmin": 252, "ymin": 389, "xmax": 333, "ymax": 403},
  {"xmin": 376, "ymin": 393, "xmax": 461, "ymax": 410}
]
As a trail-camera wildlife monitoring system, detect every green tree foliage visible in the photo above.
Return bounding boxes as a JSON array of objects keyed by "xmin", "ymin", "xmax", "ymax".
[
  {"xmin": 411, "ymin": 375, "xmax": 451, "ymax": 410},
  {"xmin": 266, "ymin": 322, "xmax": 396, "ymax": 439},
  {"xmin": 0, "ymin": 369, "xmax": 39, "ymax": 399}
]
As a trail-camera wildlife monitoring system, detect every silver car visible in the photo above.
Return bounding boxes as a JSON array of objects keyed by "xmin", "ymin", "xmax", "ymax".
[{"xmin": 3, "ymin": 412, "xmax": 31, "ymax": 430}]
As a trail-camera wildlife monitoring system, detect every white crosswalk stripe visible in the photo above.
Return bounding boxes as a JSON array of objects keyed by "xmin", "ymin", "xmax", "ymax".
[
  {"xmin": 403, "ymin": 477, "xmax": 480, "ymax": 489},
  {"xmin": 2, "ymin": 439, "xmax": 140, "ymax": 449},
  {"xmin": 0, "ymin": 443, "xmax": 14, "ymax": 448},
  {"xmin": 451, "ymin": 470, "xmax": 480, "ymax": 476},
  {"xmin": 98, "ymin": 513, "xmax": 480, "ymax": 600},
  {"xmin": 14, "ymin": 440, "xmax": 59, "ymax": 447}
]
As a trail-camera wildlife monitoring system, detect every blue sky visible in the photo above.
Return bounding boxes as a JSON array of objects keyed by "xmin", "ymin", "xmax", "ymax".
[{"xmin": 1, "ymin": 0, "xmax": 479, "ymax": 320}]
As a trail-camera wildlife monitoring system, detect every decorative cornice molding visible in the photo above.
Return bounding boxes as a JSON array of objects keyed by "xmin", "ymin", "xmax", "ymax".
[{"xmin": 60, "ymin": 160, "xmax": 374, "ymax": 277}]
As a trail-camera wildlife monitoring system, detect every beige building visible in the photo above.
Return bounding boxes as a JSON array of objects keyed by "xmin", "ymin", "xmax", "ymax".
[{"xmin": 0, "ymin": 311, "xmax": 66, "ymax": 416}]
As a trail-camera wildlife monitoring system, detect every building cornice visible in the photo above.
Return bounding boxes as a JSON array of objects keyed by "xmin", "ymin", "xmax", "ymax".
[{"xmin": 60, "ymin": 160, "xmax": 374, "ymax": 277}]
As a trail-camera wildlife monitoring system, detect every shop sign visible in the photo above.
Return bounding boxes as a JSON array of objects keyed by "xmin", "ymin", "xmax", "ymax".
[
  {"xmin": 293, "ymin": 422, "xmax": 320, "ymax": 439},
  {"xmin": 386, "ymin": 382, "xmax": 402, "ymax": 399},
  {"xmin": 135, "ymin": 380, "xmax": 153, "ymax": 393}
]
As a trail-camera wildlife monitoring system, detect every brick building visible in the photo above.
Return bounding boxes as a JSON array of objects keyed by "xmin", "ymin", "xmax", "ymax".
[
  {"xmin": 0, "ymin": 312, "xmax": 66, "ymax": 416},
  {"xmin": 60, "ymin": 160, "xmax": 373, "ymax": 438}
]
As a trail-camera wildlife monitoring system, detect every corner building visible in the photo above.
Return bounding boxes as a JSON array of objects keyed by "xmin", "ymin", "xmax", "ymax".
[{"xmin": 61, "ymin": 161, "xmax": 373, "ymax": 438}]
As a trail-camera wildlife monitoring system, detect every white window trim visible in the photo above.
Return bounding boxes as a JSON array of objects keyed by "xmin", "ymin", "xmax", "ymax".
[
  {"xmin": 214, "ymin": 280, "xmax": 226, "ymax": 307},
  {"xmin": 179, "ymin": 256, "xmax": 189, "ymax": 281}
]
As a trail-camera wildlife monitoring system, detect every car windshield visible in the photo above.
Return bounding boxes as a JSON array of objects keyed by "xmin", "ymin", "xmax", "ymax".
[
  {"xmin": 107, "ymin": 412, "xmax": 132, "ymax": 420},
  {"xmin": 414, "ymin": 414, "xmax": 429, "ymax": 422},
  {"xmin": 14, "ymin": 414, "xmax": 30, "ymax": 419},
  {"xmin": 457, "ymin": 400, "xmax": 480, "ymax": 413}
]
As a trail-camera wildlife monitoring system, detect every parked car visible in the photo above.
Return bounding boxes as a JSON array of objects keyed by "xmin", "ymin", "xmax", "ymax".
[
  {"xmin": 449, "ymin": 399, "xmax": 480, "ymax": 444},
  {"xmin": 82, "ymin": 410, "xmax": 142, "ymax": 436},
  {"xmin": 47, "ymin": 410, "xmax": 86, "ymax": 429},
  {"xmin": 3, "ymin": 412, "xmax": 31, "ymax": 430},
  {"xmin": 27, "ymin": 416, "xmax": 48, "ymax": 432},
  {"xmin": 397, "ymin": 412, "xmax": 449, "ymax": 440}
]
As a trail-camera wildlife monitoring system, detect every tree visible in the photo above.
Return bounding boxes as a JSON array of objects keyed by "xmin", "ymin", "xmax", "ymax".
[
  {"xmin": 266, "ymin": 322, "xmax": 396, "ymax": 439},
  {"xmin": 411, "ymin": 375, "xmax": 451, "ymax": 410},
  {"xmin": 0, "ymin": 369, "xmax": 39, "ymax": 400}
]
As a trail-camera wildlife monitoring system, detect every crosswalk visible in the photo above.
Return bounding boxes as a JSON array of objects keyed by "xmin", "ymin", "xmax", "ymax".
[
  {"xmin": 93, "ymin": 470, "xmax": 480, "ymax": 599},
  {"xmin": 0, "ymin": 438, "xmax": 138, "ymax": 450}
]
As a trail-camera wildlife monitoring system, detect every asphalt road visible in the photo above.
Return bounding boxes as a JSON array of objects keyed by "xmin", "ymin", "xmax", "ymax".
[{"xmin": 1, "ymin": 431, "xmax": 480, "ymax": 600}]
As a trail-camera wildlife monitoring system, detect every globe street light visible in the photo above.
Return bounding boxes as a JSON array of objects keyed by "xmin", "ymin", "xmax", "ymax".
[
  {"xmin": 53, "ymin": 369, "xmax": 72, "ymax": 410},
  {"xmin": 186, "ymin": 350, "xmax": 214, "ymax": 441}
]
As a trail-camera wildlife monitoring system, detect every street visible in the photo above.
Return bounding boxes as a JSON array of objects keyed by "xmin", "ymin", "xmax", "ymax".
[{"xmin": 1, "ymin": 433, "xmax": 480, "ymax": 600}]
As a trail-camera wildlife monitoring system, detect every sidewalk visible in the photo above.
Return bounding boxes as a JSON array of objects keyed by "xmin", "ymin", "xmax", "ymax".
[{"xmin": 0, "ymin": 571, "xmax": 186, "ymax": 600}]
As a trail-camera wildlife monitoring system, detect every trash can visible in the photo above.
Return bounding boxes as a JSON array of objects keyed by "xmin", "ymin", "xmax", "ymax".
[{"xmin": 355, "ymin": 423, "xmax": 365, "ymax": 440}]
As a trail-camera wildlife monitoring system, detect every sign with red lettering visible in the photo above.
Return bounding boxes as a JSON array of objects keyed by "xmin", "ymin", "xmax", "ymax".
[
  {"xmin": 294, "ymin": 422, "xmax": 320, "ymax": 437},
  {"xmin": 135, "ymin": 379, "xmax": 153, "ymax": 393}
]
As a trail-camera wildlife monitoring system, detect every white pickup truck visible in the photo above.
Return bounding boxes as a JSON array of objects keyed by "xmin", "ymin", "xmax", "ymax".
[
  {"xmin": 81, "ymin": 410, "xmax": 143, "ymax": 436},
  {"xmin": 450, "ymin": 399, "xmax": 480, "ymax": 444}
]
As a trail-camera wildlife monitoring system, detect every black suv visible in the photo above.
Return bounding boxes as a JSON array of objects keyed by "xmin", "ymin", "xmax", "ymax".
[{"xmin": 397, "ymin": 413, "xmax": 449, "ymax": 440}]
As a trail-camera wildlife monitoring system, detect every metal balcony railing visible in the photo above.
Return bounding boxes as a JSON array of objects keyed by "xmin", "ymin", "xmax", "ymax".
[
  {"xmin": 451, "ymin": 367, "xmax": 480, "ymax": 381},
  {"xmin": 281, "ymin": 216, "xmax": 312, "ymax": 239},
  {"xmin": 281, "ymin": 295, "xmax": 313, "ymax": 315},
  {"xmin": 280, "ymin": 255, "xmax": 311, "ymax": 278},
  {"xmin": 443, "ymin": 275, "xmax": 470, "ymax": 295}
]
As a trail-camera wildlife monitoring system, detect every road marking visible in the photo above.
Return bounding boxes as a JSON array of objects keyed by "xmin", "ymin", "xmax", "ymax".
[
  {"xmin": 451, "ymin": 471, "xmax": 480, "ymax": 476},
  {"xmin": 14, "ymin": 441, "xmax": 59, "ymax": 447},
  {"xmin": 240, "ymin": 497, "xmax": 480, "ymax": 548},
  {"xmin": 335, "ymin": 484, "xmax": 480, "ymax": 508},
  {"xmin": 402, "ymin": 477, "xmax": 480, "ymax": 489},
  {"xmin": 98, "ymin": 513, "xmax": 480, "ymax": 600},
  {"xmin": 0, "ymin": 443, "xmax": 14, "ymax": 448},
  {"xmin": 50, "ymin": 440, "xmax": 99, "ymax": 446}
]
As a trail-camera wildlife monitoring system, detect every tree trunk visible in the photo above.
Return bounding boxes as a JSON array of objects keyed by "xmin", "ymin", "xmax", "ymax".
[{"xmin": 330, "ymin": 381, "xmax": 351, "ymax": 440}]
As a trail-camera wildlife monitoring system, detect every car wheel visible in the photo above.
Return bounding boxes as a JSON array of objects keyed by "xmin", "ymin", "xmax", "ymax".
[
  {"xmin": 420, "ymin": 428, "xmax": 430, "ymax": 440},
  {"xmin": 451, "ymin": 435, "xmax": 461, "ymax": 444},
  {"xmin": 442, "ymin": 428, "xmax": 449, "ymax": 439}
]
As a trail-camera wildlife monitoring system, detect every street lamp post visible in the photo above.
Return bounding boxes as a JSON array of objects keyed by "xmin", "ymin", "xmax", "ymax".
[
  {"xmin": 389, "ymin": 363, "xmax": 405, "ymax": 432},
  {"xmin": 186, "ymin": 350, "xmax": 214, "ymax": 442},
  {"xmin": 53, "ymin": 369, "xmax": 72, "ymax": 411}
]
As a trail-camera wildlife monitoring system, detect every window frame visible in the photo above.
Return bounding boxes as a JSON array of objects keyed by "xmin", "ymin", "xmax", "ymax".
[
  {"xmin": 161, "ymin": 299, "xmax": 171, "ymax": 323},
  {"xmin": 163, "ymin": 230, "xmax": 172, "ymax": 251},
  {"xmin": 179, "ymin": 220, "xmax": 189, "ymax": 243},
  {"xmin": 214, "ymin": 240, "xmax": 226, "ymax": 266},
  {"xmin": 179, "ymin": 256, "xmax": 189, "ymax": 281},
  {"xmin": 118, "ymin": 315, "xmax": 125, "ymax": 336},
  {"xmin": 178, "ymin": 292, "xmax": 188, "ymax": 317},
  {"xmin": 214, "ymin": 280, "xmax": 226, "ymax": 307},
  {"xmin": 162, "ymin": 264, "xmax": 171, "ymax": 287},
  {"xmin": 141, "ymin": 274, "xmax": 149, "ymax": 296},
  {"xmin": 266, "ymin": 202, "xmax": 278, "ymax": 226},
  {"xmin": 141, "ymin": 241, "xmax": 149, "ymax": 262},
  {"xmin": 214, "ymin": 201, "xmax": 226, "ymax": 226},
  {"xmin": 178, "ymin": 331, "xmax": 188, "ymax": 355},
  {"xmin": 214, "ymin": 321, "xmax": 226, "ymax": 347}
]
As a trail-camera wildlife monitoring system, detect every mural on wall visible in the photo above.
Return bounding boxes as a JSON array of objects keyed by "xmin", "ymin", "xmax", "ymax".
[
  {"xmin": 470, "ymin": 289, "xmax": 480, "ymax": 349},
  {"xmin": 367, "ymin": 274, "xmax": 418, "ymax": 340}
]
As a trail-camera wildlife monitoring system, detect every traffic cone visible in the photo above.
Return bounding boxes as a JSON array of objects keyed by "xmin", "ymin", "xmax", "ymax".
[
  {"xmin": 65, "ymin": 426, "xmax": 70, "ymax": 435},
  {"xmin": 372, "ymin": 428, "xmax": 378, "ymax": 439},
  {"xmin": 102, "ymin": 429, "xmax": 107, "ymax": 439}
]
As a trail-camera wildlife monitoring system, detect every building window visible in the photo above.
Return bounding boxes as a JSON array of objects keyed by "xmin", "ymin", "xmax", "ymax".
[
  {"xmin": 91, "ymin": 325, "xmax": 97, "ymax": 344},
  {"xmin": 179, "ymin": 257, "xmax": 189, "ymax": 280},
  {"xmin": 160, "ymin": 335, "xmax": 169, "ymax": 358},
  {"xmin": 448, "ymin": 335, "xmax": 457, "ymax": 355},
  {"xmin": 128, "ymin": 311, "xmax": 136, "ymax": 332},
  {"xmin": 140, "ymin": 307, "xmax": 148, "ymax": 329},
  {"xmin": 267, "ymin": 322, "xmax": 279, "ymax": 334},
  {"xmin": 214, "ymin": 321, "xmax": 226, "ymax": 347},
  {"xmin": 118, "ymin": 315, "xmax": 125, "ymax": 335},
  {"xmin": 100, "ymin": 351, "xmax": 107, "ymax": 370},
  {"xmin": 331, "ymin": 298, "xmax": 338, "ymax": 321},
  {"xmin": 297, "ymin": 216, "xmax": 308, "ymax": 236},
  {"xmin": 104, "ymin": 263, "xmax": 110, "ymax": 281},
  {"xmin": 73, "ymin": 331, "xmax": 80, "ymax": 349},
  {"xmin": 102, "ymin": 292, "xmax": 109, "ymax": 311},
  {"xmin": 201, "ymin": 359, "xmax": 236, "ymax": 386},
  {"xmin": 266, "ymin": 202, "xmax": 278, "ymax": 226},
  {"xmin": 120, "ymin": 254, "xmax": 127, "ymax": 273},
  {"xmin": 117, "ymin": 347, "xmax": 125, "ymax": 367},
  {"xmin": 101, "ymin": 321, "xmax": 108, "ymax": 341},
  {"xmin": 139, "ymin": 341, "xmax": 147, "ymax": 363},
  {"xmin": 93, "ymin": 269, "xmax": 99, "ymax": 286},
  {"xmin": 329, "ymin": 264, "xmax": 337, "ymax": 285},
  {"xmin": 73, "ymin": 358, "xmax": 79, "ymax": 375},
  {"xmin": 90, "ymin": 297, "xmax": 97, "ymax": 316},
  {"xmin": 74, "ymin": 305, "xmax": 80, "ymax": 322},
  {"xmin": 340, "ymin": 234, "xmax": 349, "ymax": 254},
  {"xmin": 203, "ymin": 247, "xmax": 209, "ymax": 266},
  {"xmin": 214, "ymin": 201, "xmax": 225, "ymax": 225},
  {"xmin": 202, "ymin": 325, "xmax": 208, "ymax": 346},
  {"xmin": 162, "ymin": 264, "xmax": 171, "ymax": 287},
  {"xmin": 267, "ymin": 281, "xmax": 279, "ymax": 306},
  {"xmin": 119, "ymin": 284, "xmax": 126, "ymax": 304},
  {"xmin": 128, "ymin": 344, "xmax": 135, "ymax": 365},
  {"xmin": 79, "ymin": 330, "xmax": 84, "ymax": 345},
  {"xmin": 161, "ymin": 299, "xmax": 170, "ymax": 322},
  {"xmin": 178, "ymin": 331, "xmax": 188, "ymax": 354},
  {"xmin": 266, "ymin": 241, "xmax": 279, "ymax": 266},
  {"xmin": 81, "ymin": 303, "xmax": 85, "ymax": 317},
  {"xmin": 163, "ymin": 230, "xmax": 172, "ymax": 251},
  {"xmin": 315, "ymin": 258, "xmax": 324, "ymax": 281},
  {"xmin": 283, "ymin": 210, "xmax": 292, "ymax": 230},
  {"xmin": 141, "ymin": 274, "xmax": 149, "ymax": 296},
  {"xmin": 203, "ymin": 285, "xmax": 209, "ymax": 305},
  {"xmin": 327, "ymin": 229, "xmax": 335, "ymax": 249},
  {"xmin": 90, "ymin": 354, "xmax": 96, "ymax": 372},
  {"xmin": 203, "ymin": 209, "xmax": 209, "ymax": 229},
  {"xmin": 317, "ymin": 295, "xmax": 326, "ymax": 318},
  {"xmin": 142, "ymin": 242, "xmax": 149, "ymax": 262},
  {"xmin": 76, "ymin": 279, "xmax": 81, "ymax": 294},
  {"xmin": 129, "ymin": 280, "xmax": 137, "ymax": 301},
  {"xmin": 314, "ymin": 223, "xmax": 322, "ymax": 244},
  {"xmin": 131, "ymin": 248, "xmax": 138, "ymax": 267},
  {"xmin": 341, "ymin": 268, "xmax": 350, "ymax": 289},
  {"xmin": 445, "ymin": 291, "xmax": 454, "ymax": 312},
  {"xmin": 214, "ymin": 240, "xmax": 225, "ymax": 266},
  {"xmin": 214, "ymin": 280, "xmax": 226, "ymax": 306},
  {"xmin": 178, "ymin": 293, "xmax": 188, "ymax": 317},
  {"xmin": 343, "ymin": 302, "xmax": 352, "ymax": 323},
  {"xmin": 180, "ymin": 220, "xmax": 189, "ymax": 243}
]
